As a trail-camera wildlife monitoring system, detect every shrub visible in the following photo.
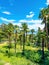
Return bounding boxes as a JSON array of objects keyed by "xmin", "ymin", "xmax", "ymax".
[
  {"xmin": 25, "ymin": 50, "xmax": 42, "ymax": 63},
  {"xmin": 33, "ymin": 53, "xmax": 42, "ymax": 63}
]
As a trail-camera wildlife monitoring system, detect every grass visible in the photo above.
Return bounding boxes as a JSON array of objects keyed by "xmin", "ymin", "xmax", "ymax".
[
  {"xmin": 0, "ymin": 52, "xmax": 39, "ymax": 65},
  {"xmin": 0, "ymin": 43, "xmax": 49, "ymax": 65}
]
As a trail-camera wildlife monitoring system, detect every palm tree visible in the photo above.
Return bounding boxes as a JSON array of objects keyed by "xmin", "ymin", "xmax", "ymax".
[
  {"xmin": 41, "ymin": 32, "xmax": 46, "ymax": 60},
  {"xmin": 19, "ymin": 29, "xmax": 23, "ymax": 49},
  {"xmin": 7, "ymin": 23, "xmax": 14, "ymax": 48},
  {"xmin": 14, "ymin": 25, "xmax": 19, "ymax": 55},
  {"xmin": 39, "ymin": 6, "xmax": 49, "ymax": 49},
  {"xmin": 29, "ymin": 34, "xmax": 32, "ymax": 43},
  {"xmin": 0, "ymin": 23, "xmax": 14, "ymax": 57},
  {"xmin": 31, "ymin": 29, "xmax": 34, "ymax": 43},
  {"xmin": 0, "ymin": 24, "xmax": 5, "ymax": 42},
  {"xmin": 25, "ymin": 28, "xmax": 29, "ymax": 43},
  {"xmin": 41, "ymin": 34, "xmax": 44, "ymax": 59},
  {"xmin": 5, "ymin": 23, "xmax": 14, "ymax": 57},
  {"xmin": 0, "ymin": 23, "xmax": 9, "ymax": 41},
  {"xmin": 21, "ymin": 23, "xmax": 28, "ymax": 55},
  {"xmin": 36, "ymin": 27, "xmax": 42, "ymax": 46}
]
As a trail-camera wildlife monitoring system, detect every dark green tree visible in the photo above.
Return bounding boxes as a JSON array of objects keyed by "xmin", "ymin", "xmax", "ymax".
[
  {"xmin": 14, "ymin": 25, "xmax": 19, "ymax": 55},
  {"xmin": 39, "ymin": 6, "xmax": 49, "ymax": 49},
  {"xmin": 31, "ymin": 29, "xmax": 34, "ymax": 43},
  {"xmin": 21, "ymin": 23, "xmax": 28, "ymax": 55}
]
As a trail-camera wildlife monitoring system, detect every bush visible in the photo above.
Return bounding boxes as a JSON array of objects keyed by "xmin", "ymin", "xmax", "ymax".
[
  {"xmin": 26, "ymin": 42, "xmax": 30, "ymax": 46},
  {"xmin": 24, "ymin": 50, "xmax": 30, "ymax": 59},
  {"xmin": 25, "ymin": 50, "xmax": 42, "ymax": 63},
  {"xmin": 44, "ymin": 56, "xmax": 49, "ymax": 65},
  {"xmin": 33, "ymin": 53, "xmax": 42, "ymax": 63}
]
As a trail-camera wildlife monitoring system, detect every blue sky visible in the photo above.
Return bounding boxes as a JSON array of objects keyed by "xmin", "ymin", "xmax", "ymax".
[{"xmin": 0, "ymin": 0, "xmax": 49, "ymax": 31}]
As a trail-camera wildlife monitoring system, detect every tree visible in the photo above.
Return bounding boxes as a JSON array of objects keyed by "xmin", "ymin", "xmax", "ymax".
[
  {"xmin": 19, "ymin": 29, "xmax": 23, "ymax": 49},
  {"xmin": 14, "ymin": 25, "xmax": 19, "ymax": 55},
  {"xmin": 4, "ymin": 23, "xmax": 14, "ymax": 57},
  {"xmin": 41, "ymin": 32, "xmax": 46, "ymax": 60},
  {"xmin": 25, "ymin": 28, "xmax": 28, "ymax": 43},
  {"xmin": 39, "ymin": 6, "xmax": 49, "ymax": 49},
  {"xmin": 0, "ymin": 24, "xmax": 5, "ymax": 42},
  {"xmin": 36, "ymin": 27, "xmax": 42, "ymax": 46},
  {"xmin": 7, "ymin": 23, "xmax": 14, "ymax": 48},
  {"xmin": 0, "ymin": 23, "xmax": 14, "ymax": 57},
  {"xmin": 21, "ymin": 23, "xmax": 28, "ymax": 55},
  {"xmin": 31, "ymin": 29, "xmax": 34, "ymax": 43},
  {"xmin": 41, "ymin": 34, "xmax": 44, "ymax": 59}
]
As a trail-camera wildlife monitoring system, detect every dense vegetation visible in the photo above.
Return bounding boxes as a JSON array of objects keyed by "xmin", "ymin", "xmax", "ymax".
[{"xmin": 0, "ymin": 6, "xmax": 49, "ymax": 65}]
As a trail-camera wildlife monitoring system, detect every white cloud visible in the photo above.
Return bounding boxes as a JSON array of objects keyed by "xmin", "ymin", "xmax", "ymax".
[
  {"xmin": 19, "ymin": 19, "xmax": 44, "ymax": 30},
  {"xmin": 26, "ymin": 11, "xmax": 34, "ymax": 18},
  {"xmin": 28, "ymin": 24, "xmax": 45, "ymax": 30},
  {"xmin": 13, "ymin": 22, "xmax": 21, "ymax": 26},
  {"xmin": 19, "ymin": 19, "xmax": 42, "ymax": 24},
  {"xmin": 0, "ymin": 17, "xmax": 15, "ymax": 23},
  {"xmin": 19, "ymin": 20, "xmax": 27, "ymax": 23},
  {"xmin": 30, "ymin": 11, "xmax": 33, "ymax": 14},
  {"xmin": 46, "ymin": 0, "xmax": 49, "ymax": 5},
  {"xmin": 13, "ymin": 22, "xmax": 44, "ymax": 31},
  {"xmin": 2, "ymin": 11, "xmax": 11, "ymax": 15},
  {"xmin": 0, "ymin": 17, "xmax": 44, "ymax": 31}
]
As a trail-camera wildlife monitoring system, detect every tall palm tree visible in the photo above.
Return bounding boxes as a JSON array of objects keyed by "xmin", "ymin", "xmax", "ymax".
[
  {"xmin": 14, "ymin": 25, "xmax": 19, "ymax": 55},
  {"xmin": 39, "ymin": 6, "xmax": 49, "ymax": 49},
  {"xmin": 0, "ymin": 24, "xmax": 6, "ymax": 42},
  {"xmin": 29, "ymin": 34, "xmax": 32, "ymax": 43},
  {"xmin": 31, "ymin": 29, "xmax": 34, "ymax": 43},
  {"xmin": 25, "ymin": 28, "xmax": 29, "ymax": 43},
  {"xmin": 19, "ymin": 29, "xmax": 23, "ymax": 49},
  {"xmin": 41, "ymin": 34, "xmax": 45, "ymax": 59},
  {"xmin": 36, "ymin": 27, "xmax": 42, "ymax": 46},
  {"xmin": 41, "ymin": 31, "xmax": 46, "ymax": 60},
  {"xmin": 0, "ymin": 23, "xmax": 14, "ymax": 57},
  {"xmin": 21, "ymin": 23, "xmax": 28, "ymax": 55},
  {"xmin": 0, "ymin": 23, "xmax": 10, "ymax": 41},
  {"xmin": 5, "ymin": 23, "xmax": 14, "ymax": 57},
  {"xmin": 7, "ymin": 23, "xmax": 14, "ymax": 48}
]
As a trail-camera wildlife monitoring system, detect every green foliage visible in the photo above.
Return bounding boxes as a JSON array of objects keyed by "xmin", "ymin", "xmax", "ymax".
[
  {"xmin": 26, "ymin": 42, "xmax": 30, "ymax": 46},
  {"xmin": 45, "ymin": 57, "xmax": 49, "ymax": 65},
  {"xmin": 33, "ymin": 53, "xmax": 42, "ymax": 63},
  {"xmin": 0, "ymin": 44, "xmax": 49, "ymax": 65},
  {"xmin": 0, "ymin": 52, "xmax": 38, "ymax": 65},
  {"xmin": 25, "ymin": 50, "xmax": 42, "ymax": 63}
]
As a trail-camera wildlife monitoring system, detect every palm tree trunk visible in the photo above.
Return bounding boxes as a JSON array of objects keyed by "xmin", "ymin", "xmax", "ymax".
[
  {"xmin": 20, "ymin": 35, "xmax": 22, "ymax": 49},
  {"xmin": 14, "ymin": 39, "xmax": 17, "ymax": 55},
  {"xmin": 22, "ymin": 32, "xmax": 25, "ymax": 55},
  {"xmin": 8, "ymin": 34, "xmax": 11, "ymax": 57},
  {"xmin": 42, "ymin": 37, "xmax": 44, "ymax": 59},
  {"xmin": 45, "ymin": 18, "xmax": 49, "ymax": 50},
  {"xmin": 32, "ymin": 33, "xmax": 33, "ymax": 43},
  {"xmin": 26, "ymin": 31, "xmax": 27, "ymax": 42},
  {"xmin": 14, "ymin": 31, "xmax": 17, "ymax": 56}
]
